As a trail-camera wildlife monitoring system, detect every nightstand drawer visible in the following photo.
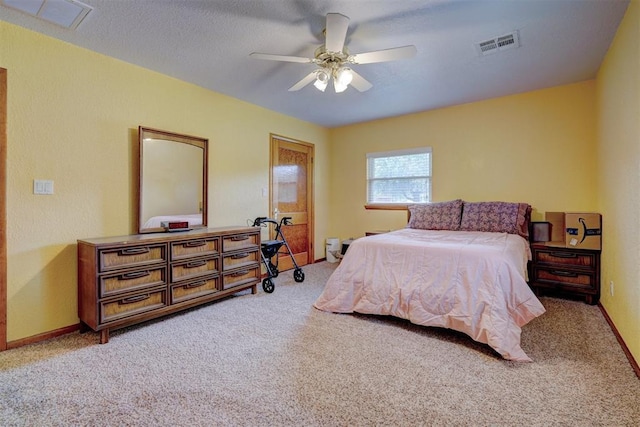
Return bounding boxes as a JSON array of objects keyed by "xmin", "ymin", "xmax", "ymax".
[
  {"xmin": 534, "ymin": 249, "xmax": 596, "ymax": 268},
  {"xmin": 532, "ymin": 267, "xmax": 597, "ymax": 289},
  {"xmin": 529, "ymin": 244, "xmax": 601, "ymax": 305}
]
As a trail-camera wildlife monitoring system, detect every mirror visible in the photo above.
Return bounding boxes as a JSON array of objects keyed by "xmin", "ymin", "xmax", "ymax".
[{"xmin": 138, "ymin": 126, "xmax": 208, "ymax": 233}]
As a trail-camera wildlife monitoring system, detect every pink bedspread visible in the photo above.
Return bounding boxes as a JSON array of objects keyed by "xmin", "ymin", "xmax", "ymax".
[{"xmin": 314, "ymin": 229, "xmax": 546, "ymax": 361}]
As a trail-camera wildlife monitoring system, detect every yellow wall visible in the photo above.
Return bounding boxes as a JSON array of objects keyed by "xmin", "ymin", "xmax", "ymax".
[
  {"xmin": 0, "ymin": 21, "xmax": 329, "ymax": 341},
  {"xmin": 328, "ymin": 81, "xmax": 598, "ymax": 240},
  {"xmin": 596, "ymin": 0, "xmax": 640, "ymax": 363},
  {"xmin": 2, "ymin": 3, "xmax": 638, "ymax": 368}
]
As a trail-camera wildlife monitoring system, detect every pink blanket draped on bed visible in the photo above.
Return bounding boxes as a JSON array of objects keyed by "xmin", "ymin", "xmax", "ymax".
[{"xmin": 313, "ymin": 229, "xmax": 546, "ymax": 361}]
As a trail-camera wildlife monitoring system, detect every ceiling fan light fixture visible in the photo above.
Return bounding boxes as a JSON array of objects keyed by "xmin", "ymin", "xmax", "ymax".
[
  {"xmin": 334, "ymin": 80, "xmax": 348, "ymax": 93},
  {"xmin": 335, "ymin": 67, "xmax": 353, "ymax": 86},
  {"xmin": 314, "ymin": 70, "xmax": 329, "ymax": 92}
]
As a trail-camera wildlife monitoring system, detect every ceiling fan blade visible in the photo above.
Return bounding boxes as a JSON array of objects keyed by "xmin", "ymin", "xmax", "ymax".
[
  {"xmin": 351, "ymin": 45, "xmax": 417, "ymax": 64},
  {"xmin": 288, "ymin": 71, "xmax": 317, "ymax": 91},
  {"xmin": 325, "ymin": 13, "xmax": 349, "ymax": 53},
  {"xmin": 349, "ymin": 70, "xmax": 373, "ymax": 92},
  {"xmin": 250, "ymin": 52, "xmax": 313, "ymax": 64}
]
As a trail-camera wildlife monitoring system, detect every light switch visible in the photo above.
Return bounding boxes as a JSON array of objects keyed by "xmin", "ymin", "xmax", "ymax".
[{"xmin": 34, "ymin": 179, "xmax": 54, "ymax": 195}]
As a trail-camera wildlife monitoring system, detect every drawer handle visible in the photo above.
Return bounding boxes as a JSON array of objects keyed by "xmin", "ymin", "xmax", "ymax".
[
  {"xmin": 185, "ymin": 280, "xmax": 207, "ymax": 289},
  {"xmin": 549, "ymin": 251, "xmax": 578, "ymax": 259},
  {"xmin": 185, "ymin": 260, "xmax": 207, "ymax": 269},
  {"xmin": 229, "ymin": 235, "xmax": 249, "ymax": 242},
  {"xmin": 184, "ymin": 240, "xmax": 206, "ymax": 248},
  {"xmin": 230, "ymin": 269, "xmax": 249, "ymax": 277},
  {"xmin": 120, "ymin": 247, "xmax": 150, "ymax": 256},
  {"xmin": 230, "ymin": 252, "xmax": 250, "ymax": 260},
  {"xmin": 120, "ymin": 271, "xmax": 150, "ymax": 280},
  {"xmin": 119, "ymin": 294, "xmax": 150, "ymax": 304},
  {"xmin": 550, "ymin": 270, "xmax": 579, "ymax": 278}
]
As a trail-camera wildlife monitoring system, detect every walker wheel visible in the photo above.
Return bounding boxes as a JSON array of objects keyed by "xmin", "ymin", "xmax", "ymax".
[
  {"xmin": 262, "ymin": 278, "xmax": 275, "ymax": 293},
  {"xmin": 268, "ymin": 262, "xmax": 279, "ymax": 278},
  {"xmin": 293, "ymin": 268, "xmax": 305, "ymax": 283}
]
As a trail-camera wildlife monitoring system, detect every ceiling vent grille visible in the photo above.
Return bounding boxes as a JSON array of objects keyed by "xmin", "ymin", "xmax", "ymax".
[
  {"xmin": 1, "ymin": 0, "xmax": 93, "ymax": 30},
  {"xmin": 475, "ymin": 31, "xmax": 520, "ymax": 56}
]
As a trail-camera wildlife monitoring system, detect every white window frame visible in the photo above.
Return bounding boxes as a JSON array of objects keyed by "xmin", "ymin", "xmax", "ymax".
[{"xmin": 365, "ymin": 147, "xmax": 432, "ymax": 210}]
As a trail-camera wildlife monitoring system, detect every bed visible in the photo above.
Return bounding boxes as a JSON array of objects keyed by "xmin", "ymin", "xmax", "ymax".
[{"xmin": 314, "ymin": 200, "xmax": 546, "ymax": 361}]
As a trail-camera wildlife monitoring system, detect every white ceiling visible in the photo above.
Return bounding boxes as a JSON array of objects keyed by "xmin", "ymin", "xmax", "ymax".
[{"xmin": 0, "ymin": 0, "xmax": 630, "ymax": 128}]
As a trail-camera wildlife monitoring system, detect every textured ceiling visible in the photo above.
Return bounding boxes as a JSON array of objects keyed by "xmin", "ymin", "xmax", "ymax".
[{"xmin": 0, "ymin": 0, "xmax": 630, "ymax": 127}]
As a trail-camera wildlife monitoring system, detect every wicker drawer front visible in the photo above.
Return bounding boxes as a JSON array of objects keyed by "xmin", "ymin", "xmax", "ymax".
[
  {"xmin": 534, "ymin": 267, "xmax": 596, "ymax": 289},
  {"xmin": 100, "ymin": 289, "xmax": 167, "ymax": 323},
  {"xmin": 100, "ymin": 267, "xmax": 166, "ymax": 298},
  {"xmin": 171, "ymin": 276, "xmax": 220, "ymax": 304},
  {"xmin": 171, "ymin": 257, "xmax": 219, "ymax": 282},
  {"xmin": 222, "ymin": 233, "xmax": 259, "ymax": 253},
  {"xmin": 534, "ymin": 249, "xmax": 595, "ymax": 268},
  {"xmin": 222, "ymin": 266, "xmax": 260, "ymax": 290},
  {"xmin": 171, "ymin": 238, "xmax": 220, "ymax": 260},
  {"xmin": 99, "ymin": 244, "xmax": 166, "ymax": 272},
  {"xmin": 222, "ymin": 250, "xmax": 259, "ymax": 271}
]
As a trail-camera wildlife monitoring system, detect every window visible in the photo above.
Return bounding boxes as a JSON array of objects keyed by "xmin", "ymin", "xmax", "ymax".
[{"xmin": 366, "ymin": 147, "xmax": 431, "ymax": 209}]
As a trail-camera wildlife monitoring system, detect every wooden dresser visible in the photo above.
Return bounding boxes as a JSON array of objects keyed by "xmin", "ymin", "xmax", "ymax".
[
  {"xmin": 78, "ymin": 226, "xmax": 260, "ymax": 343},
  {"xmin": 528, "ymin": 244, "xmax": 601, "ymax": 305}
]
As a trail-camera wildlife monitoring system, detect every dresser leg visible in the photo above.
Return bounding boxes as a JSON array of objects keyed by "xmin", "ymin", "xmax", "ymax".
[
  {"xmin": 251, "ymin": 284, "xmax": 257, "ymax": 294},
  {"xmin": 100, "ymin": 329, "xmax": 109, "ymax": 344}
]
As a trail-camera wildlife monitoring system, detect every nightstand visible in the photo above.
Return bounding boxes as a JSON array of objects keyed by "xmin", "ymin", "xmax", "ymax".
[
  {"xmin": 528, "ymin": 244, "xmax": 601, "ymax": 305},
  {"xmin": 365, "ymin": 230, "xmax": 390, "ymax": 236}
]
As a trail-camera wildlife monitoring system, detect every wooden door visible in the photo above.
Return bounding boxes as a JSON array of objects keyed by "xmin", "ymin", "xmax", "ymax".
[{"xmin": 270, "ymin": 135, "xmax": 314, "ymax": 271}]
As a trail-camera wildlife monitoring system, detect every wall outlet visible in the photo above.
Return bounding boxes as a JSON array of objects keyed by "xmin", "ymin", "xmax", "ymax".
[{"xmin": 609, "ymin": 280, "xmax": 614, "ymax": 297}]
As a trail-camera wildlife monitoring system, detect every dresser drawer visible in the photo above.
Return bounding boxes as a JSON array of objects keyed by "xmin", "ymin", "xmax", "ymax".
[
  {"xmin": 100, "ymin": 288, "xmax": 167, "ymax": 323},
  {"xmin": 171, "ymin": 275, "xmax": 220, "ymax": 304},
  {"xmin": 222, "ymin": 249, "xmax": 259, "ymax": 271},
  {"xmin": 99, "ymin": 244, "xmax": 166, "ymax": 272},
  {"xmin": 100, "ymin": 267, "xmax": 166, "ymax": 298},
  {"xmin": 532, "ymin": 267, "xmax": 597, "ymax": 290},
  {"xmin": 222, "ymin": 233, "xmax": 259, "ymax": 253},
  {"xmin": 533, "ymin": 248, "xmax": 596, "ymax": 268},
  {"xmin": 171, "ymin": 237, "xmax": 220, "ymax": 261},
  {"xmin": 171, "ymin": 256, "xmax": 219, "ymax": 282},
  {"xmin": 222, "ymin": 266, "xmax": 260, "ymax": 290}
]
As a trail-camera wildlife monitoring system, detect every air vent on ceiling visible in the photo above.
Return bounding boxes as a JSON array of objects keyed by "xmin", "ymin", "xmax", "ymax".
[
  {"xmin": 475, "ymin": 31, "xmax": 520, "ymax": 56},
  {"xmin": 1, "ymin": 0, "xmax": 93, "ymax": 30}
]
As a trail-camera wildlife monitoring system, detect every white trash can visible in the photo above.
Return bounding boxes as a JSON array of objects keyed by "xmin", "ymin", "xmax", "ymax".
[{"xmin": 326, "ymin": 238, "xmax": 340, "ymax": 263}]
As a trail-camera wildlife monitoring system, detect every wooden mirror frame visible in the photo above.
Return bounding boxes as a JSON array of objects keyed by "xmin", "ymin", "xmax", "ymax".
[{"xmin": 138, "ymin": 126, "xmax": 208, "ymax": 234}]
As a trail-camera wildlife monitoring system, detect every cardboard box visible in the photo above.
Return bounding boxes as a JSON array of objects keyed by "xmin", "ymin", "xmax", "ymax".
[
  {"xmin": 543, "ymin": 212, "xmax": 602, "ymax": 250},
  {"xmin": 565, "ymin": 212, "xmax": 601, "ymax": 250}
]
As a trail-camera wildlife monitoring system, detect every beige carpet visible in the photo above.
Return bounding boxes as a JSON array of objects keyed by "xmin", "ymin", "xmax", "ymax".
[{"xmin": 1, "ymin": 261, "xmax": 638, "ymax": 426}]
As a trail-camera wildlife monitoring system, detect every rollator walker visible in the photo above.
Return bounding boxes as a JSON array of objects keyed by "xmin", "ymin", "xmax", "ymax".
[{"xmin": 252, "ymin": 216, "xmax": 305, "ymax": 293}]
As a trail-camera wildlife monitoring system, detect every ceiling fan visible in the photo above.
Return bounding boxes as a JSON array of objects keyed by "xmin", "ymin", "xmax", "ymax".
[{"xmin": 250, "ymin": 13, "xmax": 417, "ymax": 93}]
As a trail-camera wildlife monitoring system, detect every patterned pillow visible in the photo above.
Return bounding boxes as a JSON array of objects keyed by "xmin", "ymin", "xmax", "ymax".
[
  {"xmin": 459, "ymin": 201, "xmax": 531, "ymax": 238},
  {"xmin": 407, "ymin": 199, "xmax": 463, "ymax": 231}
]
